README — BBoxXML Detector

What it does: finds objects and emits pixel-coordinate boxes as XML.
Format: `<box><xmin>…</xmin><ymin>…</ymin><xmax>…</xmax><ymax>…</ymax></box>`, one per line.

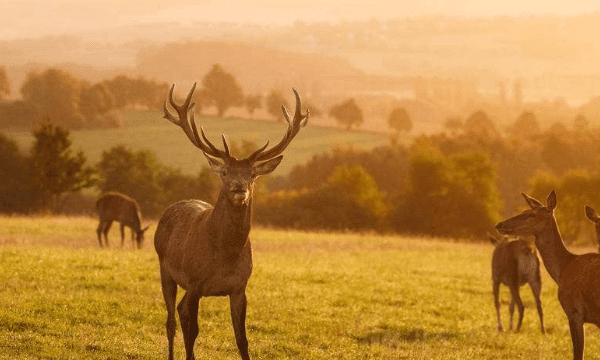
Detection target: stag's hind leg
<box><xmin>159</xmin><ymin>267</ymin><xmax>178</xmax><ymax>360</ymax></box>
<box><xmin>568</xmin><ymin>317</ymin><xmax>585</xmax><ymax>360</ymax></box>
<box><xmin>230</xmin><ymin>290</ymin><xmax>250</xmax><ymax>360</ymax></box>
<box><xmin>178</xmin><ymin>291</ymin><xmax>201</xmax><ymax>360</ymax></box>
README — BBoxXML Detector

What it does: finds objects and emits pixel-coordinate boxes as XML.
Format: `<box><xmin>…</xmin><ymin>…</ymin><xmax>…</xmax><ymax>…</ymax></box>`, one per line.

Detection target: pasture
<box><xmin>5</xmin><ymin>110</ymin><xmax>392</xmax><ymax>176</ymax></box>
<box><xmin>1</xmin><ymin>216</ymin><xmax>599</xmax><ymax>359</ymax></box>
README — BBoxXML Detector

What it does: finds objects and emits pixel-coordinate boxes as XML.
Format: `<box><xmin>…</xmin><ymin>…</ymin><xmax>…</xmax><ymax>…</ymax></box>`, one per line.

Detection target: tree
<box><xmin>30</xmin><ymin>123</ymin><xmax>95</xmax><ymax>210</ymax></box>
<box><xmin>0</xmin><ymin>66</ymin><xmax>10</xmax><ymax>100</ymax></box>
<box><xmin>464</xmin><ymin>110</ymin><xmax>499</xmax><ymax>140</ymax></box>
<box><xmin>573</xmin><ymin>114</ymin><xmax>589</xmax><ymax>132</ymax></box>
<box><xmin>387</xmin><ymin>107</ymin><xmax>412</xmax><ymax>135</ymax></box>
<box><xmin>200</xmin><ymin>64</ymin><xmax>244</xmax><ymax>117</ymax></box>
<box><xmin>265</xmin><ymin>90</ymin><xmax>289</xmax><ymax>121</ymax></box>
<box><xmin>244</xmin><ymin>94</ymin><xmax>262</xmax><ymax>118</ymax></box>
<box><xmin>507</xmin><ymin>111</ymin><xmax>540</xmax><ymax>140</ymax></box>
<box><xmin>0</xmin><ymin>132</ymin><xmax>37</xmax><ymax>212</ymax></box>
<box><xmin>79</xmin><ymin>83</ymin><xmax>116</xmax><ymax>125</ymax></box>
<box><xmin>329</xmin><ymin>98</ymin><xmax>363</xmax><ymax>130</ymax></box>
<box><xmin>444</xmin><ymin>117</ymin><xmax>463</xmax><ymax>136</ymax></box>
<box><xmin>21</xmin><ymin>68</ymin><xmax>85</xmax><ymax>129</ymax></box>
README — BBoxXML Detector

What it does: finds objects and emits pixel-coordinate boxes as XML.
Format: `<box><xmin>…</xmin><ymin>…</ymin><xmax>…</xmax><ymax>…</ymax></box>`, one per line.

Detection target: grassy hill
<box><xmin>1</xmin><ymin>215</ymin><xmax>599</xmax><ymax>359</ymax></box>
<box><xmin>6</xmin><ymin>110</ymin><xmax>391</xmax><ymax>176</ymax></box>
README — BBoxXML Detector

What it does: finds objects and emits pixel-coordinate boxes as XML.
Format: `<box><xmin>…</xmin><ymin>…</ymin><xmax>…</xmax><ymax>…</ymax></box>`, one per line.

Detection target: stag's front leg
<box><xmin>568</xmin><ymin>317</ymin><xmax>585</xmax><ymax>360</ymax></box>
<box><xmin>178</xmin><ymin>292</ymin><xmax>201</xmax><ymax>360</ymax></box>
<box><xmin>230</xmin><ymin>290</ymin><xmax>250</xmax><ymax>360</ymax></box>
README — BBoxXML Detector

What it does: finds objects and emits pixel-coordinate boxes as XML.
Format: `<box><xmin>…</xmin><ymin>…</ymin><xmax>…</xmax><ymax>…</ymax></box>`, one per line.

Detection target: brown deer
<box><xmin>584</xmin><ymin>206</ymin><xmax>600</xmax><ymax>252</ymax></box>
<box><xmin>489</xmin><ymin>232</ymin><xmax>544</xmax><ymax>333</ymax></box>
<box><xmin>154</xmin><ymin>84</ymin><xmax>308</xmax><ymax>360</ymax></box>
<box><xmin>496</xmin><ymin>191</ymin><xmax>600</xmax><ymax>360</ymax></box>
<box><xmin>96</xmin><ymin>191</ymin><xmax>149</xmax><ymax>249</ymax></box>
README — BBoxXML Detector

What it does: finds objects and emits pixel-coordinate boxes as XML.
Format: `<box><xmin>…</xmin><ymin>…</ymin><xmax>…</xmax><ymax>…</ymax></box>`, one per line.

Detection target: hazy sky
<box><xmin>2</xmin><ymin>0</ymin><xmax>600</xmax><ymax>39</ymax></box>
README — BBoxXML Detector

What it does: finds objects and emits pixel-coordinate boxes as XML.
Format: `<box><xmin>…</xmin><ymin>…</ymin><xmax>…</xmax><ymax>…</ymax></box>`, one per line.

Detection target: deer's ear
<box><xmin>546</xmin><ymin>190</ymin><xmax>557</xmax><ymax>210</ymax></box>
<box><xmin>253</xmin><ymin>155</ymin><xmax>283</xmax><ymax>177</ymax></box>
<box><xmin>586</xmin><ymin>206</ymin><xmax>599</xmax><ymax>221</ymax></box>
<box><xmin>522</xmin><ymin>193</ymin><xmax>543</xmax><ymax>209</ymax></box>
<box><xmin>204</xmin><ymin>153</ymin><xmax>226</xmax><ymax>175</ymax></box>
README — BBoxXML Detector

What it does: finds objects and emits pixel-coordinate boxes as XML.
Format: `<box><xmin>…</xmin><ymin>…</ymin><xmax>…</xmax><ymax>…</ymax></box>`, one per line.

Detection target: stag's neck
<box><xmin>207</xmin><ymin>191</ymin><xmax>253</xmax><ymax>253</ymax></box>
<box><xmin>534</xmin><ymin>217</ymin><xmax>576</xmax><ymax>284</ymax></box>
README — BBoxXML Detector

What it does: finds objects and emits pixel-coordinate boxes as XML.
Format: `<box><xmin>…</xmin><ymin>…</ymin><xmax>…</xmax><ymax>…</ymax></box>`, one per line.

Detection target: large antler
<box><xmin>163</xmin><ymin>84</ymin><xmax>232</xmax><ymax>160</ymax></box>
<box><xmin>248</xmin><ymin>88</ymin><xmax>309</xmax><ymax>163</ymax></box>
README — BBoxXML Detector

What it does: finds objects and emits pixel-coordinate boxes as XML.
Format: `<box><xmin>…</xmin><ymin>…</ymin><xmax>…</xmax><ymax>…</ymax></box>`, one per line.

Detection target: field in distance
<box><xmin>5</xmin><ymin>110</ymin><xmax>392</xmax><ymax>176</ymax></box>
<box><xmin>1</xmin><ymin>215</ymin><xmax>599</xmax><ymax>359</ymax></box>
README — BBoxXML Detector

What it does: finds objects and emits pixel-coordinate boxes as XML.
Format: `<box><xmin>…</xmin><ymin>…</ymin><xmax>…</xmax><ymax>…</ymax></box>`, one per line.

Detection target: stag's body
<box><xmin>96</xmin><ymin>192</ymin><xmax>148</xmax><ymax>248</ymax></box>
<box><xmin>156</xmin><ymin>84</ymin><xmax>307</xmax><ymax>360</ymax></box>
<box><xmin>490</xmin><ymin>234</ymin><xmax>544</xmax><ymax>333</ymax></box>
<box><xmin>496</xmin><ymin>191</ymin><xmax>600</xmax><ymax>360</ymax></box>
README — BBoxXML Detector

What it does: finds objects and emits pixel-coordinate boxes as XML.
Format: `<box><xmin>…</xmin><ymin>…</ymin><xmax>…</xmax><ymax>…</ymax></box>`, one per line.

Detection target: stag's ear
<box><xmin>253</xmin><ymin>155</ymin><xmax>283</xmax><ymax>177</ymax></box>
<box><xmin>586</xmin><ymin>206</ymin><xmax>599</xmax><ymax>221</ymax></box>
<box><xmin>546</xmin><ymin>190</ymin><xmax>557</xmax><ymax>210</ymax></box>
<box><xmin>204</xmin><ymin>153</ymin><xmax>226</xmax><ymax>176</ymax></box>
<box><xmin>522</xmin><ymin>193</ymin><xmax>543</xmax><ymax>209</ymax></box>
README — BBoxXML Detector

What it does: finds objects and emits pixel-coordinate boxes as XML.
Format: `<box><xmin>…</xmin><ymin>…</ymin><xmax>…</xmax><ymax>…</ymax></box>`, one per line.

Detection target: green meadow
<box><xmin>6</xmin><ymin>110</ymin><xmax>391</xmax><ymax>176</ymax></box>
<box><xmin>1</xmin><ymin>216</ymin><xmax>599</xmax><ymax>359</ymax></box>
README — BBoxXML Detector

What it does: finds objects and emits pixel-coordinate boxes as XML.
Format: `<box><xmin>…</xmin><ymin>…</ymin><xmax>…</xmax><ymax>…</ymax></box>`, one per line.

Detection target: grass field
<box><xmin>6</xmin><ymin>110</ymin><xmax>392</xmax><ymax>176</ymax></box>
<box><xmin>1</xmin><ymin>215</ymin><xmax>599</xmax><ymax>359</ymax></box>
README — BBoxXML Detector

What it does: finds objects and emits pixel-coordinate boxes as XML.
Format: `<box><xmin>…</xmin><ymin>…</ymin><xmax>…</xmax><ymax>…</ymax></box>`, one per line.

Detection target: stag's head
<box><xmin>164</xmin><ymin>84</ymin><xmax>308</xmax><ymax>207</ymax></box>
<box><xmin>495</xmin><ymin>190</ymin><xmax>557</xmax><ymax>237</ymax></box>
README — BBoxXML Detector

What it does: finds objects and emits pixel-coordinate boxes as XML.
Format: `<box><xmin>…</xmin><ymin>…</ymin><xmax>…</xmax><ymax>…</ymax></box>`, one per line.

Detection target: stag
<box><xmin>155</xmin><ymin>84</ymin><xmax>308</xmax><ymax>360</ymax></box>
<box><xmin>489</xmin><ymin>232</ymin><xmax>544</xmax><ymax>333</ymax></box>
<box><xmin>496</xmin><ymin>191</ymin><xmax>600</xmax><ymax>360</ymax></box>
<box><xmin>96</xmin><ymin>191</ymin><xmax>149</xmax><ymax>249</ymax></box>
<box><xmin>584</xmin><ymin>206</ymin><xmax>600</xmax><ymax>252</ymax></box>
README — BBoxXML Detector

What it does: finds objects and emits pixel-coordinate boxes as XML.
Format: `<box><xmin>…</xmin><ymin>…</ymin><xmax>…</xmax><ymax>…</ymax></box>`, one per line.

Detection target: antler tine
<box><xmin>164</xmin><ymin>83</ymin><xmax>230</xmax><ymax>160</ymax></box>
<box><xmin>251</xmin><ymin>88</ymin><xmax>309</xmax><ymax>162</ymax></box>
<box><xmin>198</xmin><ymin>126</ymin><xmax>231</xmax><ymax>160</ymax></box>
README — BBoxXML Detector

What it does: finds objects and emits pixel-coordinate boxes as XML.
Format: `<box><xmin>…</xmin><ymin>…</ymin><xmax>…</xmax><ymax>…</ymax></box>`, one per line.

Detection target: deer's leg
<box><xmin>568</xmin><ymin>317</ymin><xmax>585</xmax><ymax>360</ymax></box>
<box><xmin>103</xmin><ymin>221</ymin><xmax>112</xmax><ymax>248</ymax></box>
<box><xmin>96</xmin><ymin>221</ymin><xmax>104</xmax><ymax>247</ymax></box>
<box><xmin>230</xmin><ymin>290</ymin><xmax>250</xmax><ymax>360</ymax></box>
<box><xmin>493</xmin><ymin>280</ymin><xmax>503</xmax><ymax>332</ymax></box>
<box><xmin>508</xmin><ymin>284</ymin><xmax>524</xmax><ymax>332</ymax></box>
<box><xmin>178</xmin><ymin>291</ymin><xmax>200</xmax><ymax>360</ymax></box>
<box><xmin>119</xmin><ymin>223</ymin><xmax>125</xmax><ymax>248</ymax></box>
<box><xmin>160</xmin><ymin>267</ymin><xmax>178</xmax><ymax>360</ymax></box>
<box><xmin>529</xmin><ymin>280</ymin><xmax>545</xmax><ymax>334</ymax></box>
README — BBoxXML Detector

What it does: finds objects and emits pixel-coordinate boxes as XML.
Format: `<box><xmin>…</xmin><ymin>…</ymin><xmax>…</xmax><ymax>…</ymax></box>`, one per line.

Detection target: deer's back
<box><xmin>492</xmin><ymin>240</ymin><xmax>539</xmax><ymax>286</ymax></box>
<box><xmin>97</xmin><ymin>192</ymin><xmax>141</xmax><ymax>225</ymax></box>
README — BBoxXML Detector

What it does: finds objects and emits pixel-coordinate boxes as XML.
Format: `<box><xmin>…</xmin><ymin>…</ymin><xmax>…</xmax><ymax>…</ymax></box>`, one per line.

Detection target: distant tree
<box><xmin>573</xmin><ymin>114</ymin><xmax>589</xmax><ymax>132</ymax></box>
<box><xmin>304</xmin><ymin>100</ymin><xmax>322</xmax><ymax>118</ymax></box>
<box><xmin>265</xmin><ymin>90</ymin><xmax>289</xmax><ymax>121</ymax></box>
<box><xmin>444</xmin><ymin>117</ymin><xmax>463</xmax><ymax>136</ymax></box>
<box><xmin>0</xmin><ymin>132</ymin><xmax>37</xmax><ymax>212</ymax></box>
<box><xmin>244</xmin><ymin>94</ymin><xmax>262</xmax><ymax>118</ymax></box>
<box><xmin>96</xmin><ymin>144</ymin><xmax>162</xmax><ymax>216</ymax></box>
<box><xmin>0</xmin><ymin>100</ymin><xmax>40</xmax><ymax>128</ymax></box>
<box><xmin>546</xmin><ymin>121</ymin><xmax>568</xmax><ymax>136</ymax></box>
<box><xmin>387</xmin><ymin>107</ymin><xmax>412</xmax><ymax>135</ymax></box>
<box><xmin>0</xmin><ymin>66</ymin><xmax>10</xmax><ymax>100</ymax></box>
<box><xmin>103</xmin><ymin>75</ymin><xmax>132</xmax><ymax>109</ymax></box>
<box><xmin>541</xmin><ymin>135</ymin><xmax>575</xmax><ymax>176</ymax></box>
<box><xmin>464</xmin><ymin>110</ymin><xmax>499</xmax><ymax>140</ymax></box>
<box><xmin>507</xmin><ymin>111</ymin><xmax>540</xmax><ymax>139</ymax></box>
<box><xmin>329</xmin><ymin>98</ymin><xmax>363</xmax><ymax>130</ymax></box>
<box><xmin>30</xmin><ymin>123</ymin><xmax>96</xmax><ymax>210</ymax></box>
<box><xmin>79</xmin><ymin>83</ymin><xmax>116</xmax><ymax>124</ymax></box>
<box><xmin>200</xmin><ymin>64</ymin><xmax>244</xmax><ymax>117</ymax></box>
<box><xmin>21</xmin><ymin>68</ymin><xmax>85</xmax><ymax>129</ymax></box>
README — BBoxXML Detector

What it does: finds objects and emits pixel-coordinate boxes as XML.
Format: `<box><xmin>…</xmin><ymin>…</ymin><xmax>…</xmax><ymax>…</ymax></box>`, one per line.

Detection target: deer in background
<box><xmin>496</xmin><ymin>191</ymin><xmax>600</xmax><ymax>360</ymax></box>
<box><xmin>96</xmin><ymin>191</ymin><xmax>149</xmax><ymax>249</ymax></box>
<box><xmin>489</xmin><ymin>232</ymin><xmax>544</xmax><ymax>333</ymax></box>
<box><xmin>155</xmin><ymin>84</ymin><xmax>308</xmax><ymax>360</ymax></box>
<box><xmin>584</xmin><ymin>206</ymin><xmax>600</xmax><ymax>252</ymax></box>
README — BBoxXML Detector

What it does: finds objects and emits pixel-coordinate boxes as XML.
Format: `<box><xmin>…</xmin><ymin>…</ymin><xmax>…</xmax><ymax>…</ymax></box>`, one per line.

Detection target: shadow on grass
<box><xmin>351</xmin><ymin>324</ymin><xmax>459</xmax><ymax>347</ymax></box>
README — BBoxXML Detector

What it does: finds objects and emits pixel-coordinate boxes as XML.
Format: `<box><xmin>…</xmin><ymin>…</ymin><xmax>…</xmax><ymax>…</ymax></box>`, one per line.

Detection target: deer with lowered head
<box><xmin>489</xmin><ymin>232</ymin><xmax>544</xmax><ymax>333</ymax></box>
<box><xmin>496</xmin><ymin>191</ymin><xmax>600</xmax><ymax>360</ymax></box>
<box><xmin>584</xmin><ymin>205</ymin><xmax>600</xmax><ymax>252</ymax></box>
<box><xmin>96</xmin><ymin>191</ymin><xmax>149</xmax><ymax>249</ymax></box>
<box><xmin>154</xmin><ymin>84</ymin><xmax>308</xmax><ymax>360</ymax></box>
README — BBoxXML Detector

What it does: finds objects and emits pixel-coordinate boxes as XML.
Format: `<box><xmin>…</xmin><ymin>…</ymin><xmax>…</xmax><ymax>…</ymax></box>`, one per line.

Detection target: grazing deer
<box><xmin>496</xmin><ymin>191</ymin><xmax>600</xmax><ymax>360</ymax></box>
<box><xmin>96</xmin><ymin>192</ymin><xmax>149</xmax><ymax>249</ymax></box>
<box><xmin>155</xmin><ymin>84</ymin><xmax>308</xmax><ymax>360</ymax></box>
<box><xmin>489</xmin><ymin>232</ymin><xmax>544</xmax><ymax>333</ymax></box>
<box><xmin>584</xmin><ymin>206</ymin><xmax>600</xmax><ymax>252</ymax></box>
